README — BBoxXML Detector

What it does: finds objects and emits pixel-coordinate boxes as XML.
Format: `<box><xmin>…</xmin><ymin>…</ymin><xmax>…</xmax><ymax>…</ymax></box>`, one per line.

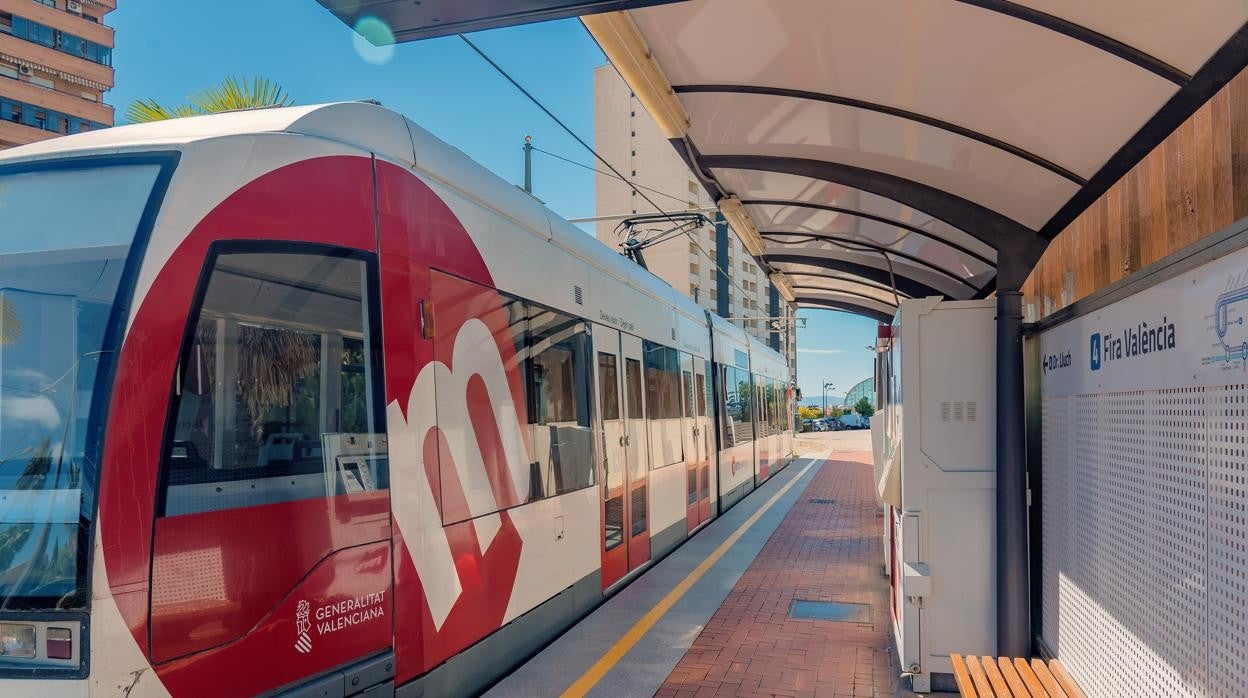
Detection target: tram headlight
<box><xmin>0</xmin><ymin>623</ymin><xmax>36</xmax><ymax>658</ymax></box>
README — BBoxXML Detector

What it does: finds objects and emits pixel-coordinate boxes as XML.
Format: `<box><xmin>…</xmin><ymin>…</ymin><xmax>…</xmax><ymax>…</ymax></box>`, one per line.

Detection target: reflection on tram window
<box><xmin>643</xmin><ymin>340</ymin><xmax>683</xmax><ymax>468</ymax></box>
<box><xmin>528</xmin><ymin>306</ymin><xmax>593</xmax><ymax>498</ymax></box>
<box><xmin>599</xmin><ymin>351</ymin><xmax>624</xmax><ymax>551</ymax></box>
<box><xmin>0</xmin><ymin>162</ymin><xmax>163</xmax><ymax>609</ymax></box>
<box><xmin>161</xmin><ymin>250</ymin><xmax>387</xmax><ymax>516</ymax></box>
<box><xmin>720</xmin><ymin>366</ymin><xmax>754</xmax><ymax>447</ymax></box>
<box><xmin>429</xmin><ymin>271</ymin><xmax>597</xmax><ymax>524</ymax></box>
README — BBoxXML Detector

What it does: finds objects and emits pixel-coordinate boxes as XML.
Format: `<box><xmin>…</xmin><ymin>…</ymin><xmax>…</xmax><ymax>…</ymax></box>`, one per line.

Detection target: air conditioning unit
<box><xmin>67</xmin><ymin>1</ymin><xmax>83</xmax><ymax>14</ymax></box>
<box><xmin>18</xmin><ymin>65</ymin><xmax>32</xmax><ymax>77</ymax></box>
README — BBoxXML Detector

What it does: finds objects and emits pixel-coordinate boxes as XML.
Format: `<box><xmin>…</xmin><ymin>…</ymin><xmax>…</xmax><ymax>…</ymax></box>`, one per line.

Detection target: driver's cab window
<box><xmin>161</xmin><ymin>248</ymin><xmax>387</xmax><ymax>516</ymax></box>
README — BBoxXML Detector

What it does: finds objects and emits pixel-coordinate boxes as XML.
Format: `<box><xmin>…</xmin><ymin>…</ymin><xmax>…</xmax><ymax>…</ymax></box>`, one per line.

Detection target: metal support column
<box><xmin>768</xmin><ymin>284</ymin><xmax>781</xmax><ymax>351</ymax></box>
<box><xmin>996</xmin><ymin>258</ymin><xmax>1029</xmax><ymax>657</ymax></box>
<box><xmin>715</xmin><ymin>213</ymin><xmax>730</xmax><ymax>318</ymax></box>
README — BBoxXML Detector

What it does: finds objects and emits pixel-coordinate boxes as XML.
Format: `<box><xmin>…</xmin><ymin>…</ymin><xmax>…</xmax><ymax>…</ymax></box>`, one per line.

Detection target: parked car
<box><xmin>839</xmin><ymin>413</ymin><xmax>870</xmax><ymax>429</ymax></box>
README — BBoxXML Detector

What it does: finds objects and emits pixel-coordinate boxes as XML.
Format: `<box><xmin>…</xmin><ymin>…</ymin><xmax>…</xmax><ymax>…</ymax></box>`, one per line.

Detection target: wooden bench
<box><xmin>949</xmin><ymin>654</ymin><xmax>1086</xmax><ymax>698</ymax></box>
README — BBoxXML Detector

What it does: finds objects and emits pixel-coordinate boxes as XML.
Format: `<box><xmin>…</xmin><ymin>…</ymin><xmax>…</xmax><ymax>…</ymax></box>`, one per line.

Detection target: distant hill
<box><xmin>802</xmin><ymin>397</ymin><xmax>844</xmax><ymax>407</ymax></box>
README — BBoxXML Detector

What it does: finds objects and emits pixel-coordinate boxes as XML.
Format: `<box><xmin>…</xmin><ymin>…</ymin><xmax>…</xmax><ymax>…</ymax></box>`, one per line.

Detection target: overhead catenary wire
<box><xmin>457</xmin><ymin>33</ymin><xmax>760</xmax><ymax>310</ymax></box>
<box><xmin>529</xmin><ymin>145</ymin><xmax>690</xmax><ymax>207</ymax></box>
<box><xmin>458</xmin><ymin>34</ymin><xmax>677</xmax><ymax>224</ymax></box>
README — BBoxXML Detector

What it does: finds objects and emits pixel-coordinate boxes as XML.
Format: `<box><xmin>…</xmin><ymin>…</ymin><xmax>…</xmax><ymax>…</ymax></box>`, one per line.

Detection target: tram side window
<box><xmin>721</xmin><ymin>365</ymin><xmax>751</xmax><ymax>446</ymax></box>
<box><xmin>718</xmin><ymin>367</ymin><xmax>733</xmax><ymax>446</ymax></box>
<box><xmin>682</xmin><ymin>368</ymin><xmax>695</xmax><ymax>419</ymax></box>
<box><xmin>758</xmin><ymin>382</ymin><xmax>770</xmax><ymax>438</ymax></box>
<box><xmin>775</xmin><ymin>381</ymin><xmax>786</xmax><ymax>433</ymax></box>
<box><xmin>776</xmin><ymin>381</ymin><xmax>783</xmax><ymax>432</ymax></box>
<box><xmin>161</xmin><ymin>250</ymin><xmax>386</xmax><ymax>517</ymax></box>
<box><xmin>697</xmin><ymin>363</ymin><xmax>709</xmax><ymax>418</ymax></box>
<box><xmin>643</xmin><ymin>342</ymin><xmax>681</xmax><ymax>419</ymax></box>
<box><xmin>528</xmin><ymin>306</ymin><xmax>594</xmax><ymax>497</ymax></box>
<box><xmin>643</xmin><ymin>340</ymin><xmax>683</xmax><ymax>467</ymax></box>
<box><xmin>763</xmin><ymin>379</ymin><xmax>773</xmax><ymax>434</ymax></box>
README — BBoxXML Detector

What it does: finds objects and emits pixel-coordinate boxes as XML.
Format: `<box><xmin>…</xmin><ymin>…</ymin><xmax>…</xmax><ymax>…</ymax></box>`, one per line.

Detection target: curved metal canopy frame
<box><xmin>778</xmin><ymin>269</ymin><xmax>911</xmax><ymax>298</ymax></box>
<box><xmin>793</xmin><ymin>297</ymin><xmax>894</xmax><ymax>324</ymax></box>
<box><xmin>796</xmin><ymin>287</ymin><xmax>899</xmax><ymax>311</ymax></box>
<box><xmin>702</xmin><ymin>156</ymin><xmax>1050</xmax><ymax>268</ymax></box>
<box><xmin>784</xmin><ymin>281</ymin><xmax>900</xmax><ymax>308</ymax></box>
<box><xmin>765</xmin><ymin>246</ymin><xmax>975</xmax><ymax>298</ymax></box>
<box><xmin>675</xmin><ymin>85</ymin><xmax>1084</xmax><ymax>184</ymax></box>
<box><xmin>763</xmin><ymin>253</ymin><xmax>946</xmax><ymax>299</ymax></box>
<box><xmin>760</xmin><ymin>231</ymin><xmax>981</xmax><ymax>292</ymax></box>
<box><xmin>743</xmin><ymin>200</ymin><xmax>996</xmax><ymax>266</ymax></box>
<box><xmin>953</xmin><ymin>0</ymin><xmax>1189</xmax><ymax>84</ymax></box>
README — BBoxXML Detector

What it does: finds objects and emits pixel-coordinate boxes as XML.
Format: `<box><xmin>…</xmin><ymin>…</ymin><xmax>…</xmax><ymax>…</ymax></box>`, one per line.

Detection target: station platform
<box><xmin>489</xmin><ymin>433</ymin><xmax>925</xmax><ymax>698</ymax></box>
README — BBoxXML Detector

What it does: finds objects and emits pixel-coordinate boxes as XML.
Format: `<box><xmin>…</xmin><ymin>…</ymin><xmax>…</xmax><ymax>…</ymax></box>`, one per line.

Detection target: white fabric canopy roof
<box><xmin>586</xmin><ymin>0</ymin><xmax>1248</xmax><ymax>317</ymax></box>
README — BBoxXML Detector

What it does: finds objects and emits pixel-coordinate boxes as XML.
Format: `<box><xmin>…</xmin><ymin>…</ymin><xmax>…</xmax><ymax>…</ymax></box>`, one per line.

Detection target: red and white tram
<box><xmin>0</xmin><ymin>102</ymin><xmax>794</xmax><ymax>697</ymax></box>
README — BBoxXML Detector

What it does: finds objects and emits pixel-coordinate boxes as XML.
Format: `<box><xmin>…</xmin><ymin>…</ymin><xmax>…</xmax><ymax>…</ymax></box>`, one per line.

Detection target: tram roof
<box><xmin>0</xmin><ymin>102</ymin><xmax>417</xmax><ymax>167</ymax></box>
<box><xmin>315</xmin><ymin>0</ymin><xmax>1248</xmax><ymax>321</ymax></box>
<box><xmin>0</xmin><ymin>102</ymin><xmax>793</xmax><ymax>372</ymax></box>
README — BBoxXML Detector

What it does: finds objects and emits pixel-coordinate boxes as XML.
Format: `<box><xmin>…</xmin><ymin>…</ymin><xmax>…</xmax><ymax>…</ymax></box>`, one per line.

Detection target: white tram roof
<box><xmin>0</xmin><ymin>102</ymin><xmax>417</xmax><ymax>167</ymax></box>
<box><xmin>0</xmin><ymin>101</ymin><xmax>790</xmax><ymax>376</ymax></box>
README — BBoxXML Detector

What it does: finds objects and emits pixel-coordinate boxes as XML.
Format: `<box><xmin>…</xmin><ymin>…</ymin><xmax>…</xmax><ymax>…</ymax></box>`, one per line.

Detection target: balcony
<box><xmin>0</xmin><ymin>71</ymin><xmax>111</xmax><ymax>124</ymax></box>
<box><xmin>0</xmin><ymin>116</ymin><xmax>55</xmax><ymax>147</ymax></box>
<box><xmin>0</xmin><ymin>32</ymin><xmax>112</xmax><ymax>88</ymax></box>
<box><xmin>0</xmin><ymin>0</ymin><xmax>114</xmax><ymax>47</ymax></box>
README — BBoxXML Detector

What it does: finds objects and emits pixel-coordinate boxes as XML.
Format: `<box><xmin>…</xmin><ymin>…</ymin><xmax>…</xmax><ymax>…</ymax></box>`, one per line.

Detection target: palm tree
<box><xmin>193</xmin><ymin>320</ymin><xmax>320</xmax><ymax>439</ymax></box>
<box><xmin>0</xmin><ymin>297</ymin><xmax>20</xmax><ymax>346</ymax></box>
<box><xmin>125</xmin><ymin>76</ymin><xmax>292</xmax><ymax>124</ymax></box>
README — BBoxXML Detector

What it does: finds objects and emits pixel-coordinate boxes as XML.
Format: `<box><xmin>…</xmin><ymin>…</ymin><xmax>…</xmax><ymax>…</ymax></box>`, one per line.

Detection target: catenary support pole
<box><xmin>523</xmin><ymin>135</ymin><xmax>533</xmax><ymax>193</ymax></box>
<box><xmin>996</xmin><ymin>257</ymin><xmax>1030</xmax><ymax>657</ymax></box>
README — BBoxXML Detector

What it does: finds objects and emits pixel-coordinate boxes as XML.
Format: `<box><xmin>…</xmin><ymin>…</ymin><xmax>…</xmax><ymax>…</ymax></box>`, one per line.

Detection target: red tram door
<box><xmin>695</xmin><ymin>359</ymin><xmax>713</xmax><ymax>523</ymax></box>
<box><xmin>147</xmin><ymin>243</ymin><xmax>393</xmax><ymax>688</ymax></box>
<box><xmin>683</xmin><ymin>355</ymin><xmax>712</xmax><ymax>532</ymax></box>
<box><xmin>596</xmin><ymin>325</ymin><xmax>650</xmax><ymax>588</ymax></box>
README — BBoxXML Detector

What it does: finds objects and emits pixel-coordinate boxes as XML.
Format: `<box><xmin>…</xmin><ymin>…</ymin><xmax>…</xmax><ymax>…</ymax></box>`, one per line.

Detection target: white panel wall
<box><xmin>1037</xmin><ymin>240</ymin><xmax>1248</xmax><ymax>697</ymax></box>
<box><xmin>1040</xmin><ymin>391</ymin><xmax>1208</xmax><ymax>696</ymax></box>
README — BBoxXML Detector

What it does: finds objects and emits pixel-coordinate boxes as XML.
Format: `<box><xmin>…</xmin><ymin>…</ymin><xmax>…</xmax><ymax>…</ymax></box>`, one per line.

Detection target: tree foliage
<box><xmin>798</xmin><ymin>406</ymin><xmax>822</xmax><ymax>420</ymax></box>
<box><xmin>0</xmin><ymin>297</ymin><xmax>20</xmax><ymax>346</ymax></box>
<box><xmin>126</xmin><ymin>77</ymin><xmax>292</xmax><ymax>124</ymax></box>
<box><xmin>854</xmin><ymin>396</ymin><xmax>875</xmax><ymax>418</ymax></box>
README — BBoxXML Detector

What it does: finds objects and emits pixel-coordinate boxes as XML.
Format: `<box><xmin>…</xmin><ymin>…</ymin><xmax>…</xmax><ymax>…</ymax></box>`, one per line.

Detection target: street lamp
<box><xmin>822</xmin><ymin>381</ymin><xmax>835</xmax><ymax>417</ymax></box>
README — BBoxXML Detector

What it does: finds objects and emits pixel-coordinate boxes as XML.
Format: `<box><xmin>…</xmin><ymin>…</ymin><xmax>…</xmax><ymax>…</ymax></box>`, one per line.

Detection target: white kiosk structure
<box><xmin>874</xmin><ymin>297</ymin><xmax>998</xmax><ymax>692</ymax></box>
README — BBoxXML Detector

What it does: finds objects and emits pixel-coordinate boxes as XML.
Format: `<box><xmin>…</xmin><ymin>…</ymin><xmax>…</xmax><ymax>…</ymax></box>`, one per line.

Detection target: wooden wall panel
<box><xmin>1024</xmin><ymin>66</ymin><xmax>1248</xmax><ymax>319</ymax></box>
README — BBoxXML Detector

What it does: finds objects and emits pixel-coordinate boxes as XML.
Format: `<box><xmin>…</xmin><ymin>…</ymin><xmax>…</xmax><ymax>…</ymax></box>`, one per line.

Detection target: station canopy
<box><xmin>318</xmin><ymin>0</ymin><xmax>1248</xmax><ymax>323</ymax></box>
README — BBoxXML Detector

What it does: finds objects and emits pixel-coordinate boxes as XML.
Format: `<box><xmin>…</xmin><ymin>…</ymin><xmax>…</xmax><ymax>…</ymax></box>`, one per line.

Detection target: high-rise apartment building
<box><xmin>0</xmin><ymin>0</ymin><xmax>114</xmax><ymax>150</ymax></box>
<box><xmin>593</xmin><ymin>65</ymin><xmax>796</xmax><ymax>378</ymax></box>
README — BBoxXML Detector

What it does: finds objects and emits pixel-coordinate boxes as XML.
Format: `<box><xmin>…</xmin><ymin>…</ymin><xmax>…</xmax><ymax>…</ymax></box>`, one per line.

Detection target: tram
<box><xmin>0</xmin><ymin>102</ymin><xmax>794</xmax><ymax>697</ymax></box>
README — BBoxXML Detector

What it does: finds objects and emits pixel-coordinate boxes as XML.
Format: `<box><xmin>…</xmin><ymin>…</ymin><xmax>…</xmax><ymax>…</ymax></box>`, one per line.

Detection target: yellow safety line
<box><xmin>561</xmin><ymin>460</ymin><xmax>818</xmax><ymax>698</ymax></box>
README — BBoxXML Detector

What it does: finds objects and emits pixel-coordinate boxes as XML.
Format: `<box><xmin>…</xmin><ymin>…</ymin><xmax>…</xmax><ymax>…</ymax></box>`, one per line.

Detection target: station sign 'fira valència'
<box><xmin>1039</xmin><ymin>246</ymin><xmax>1248</xmax><ymax>398</ymax></box>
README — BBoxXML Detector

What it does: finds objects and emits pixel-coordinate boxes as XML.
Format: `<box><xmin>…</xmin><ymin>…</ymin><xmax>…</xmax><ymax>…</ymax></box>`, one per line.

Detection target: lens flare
<box><xmin>353</xmin><ymin>16</ymin><xmax>396</xmax><ymax>65</ymax></box>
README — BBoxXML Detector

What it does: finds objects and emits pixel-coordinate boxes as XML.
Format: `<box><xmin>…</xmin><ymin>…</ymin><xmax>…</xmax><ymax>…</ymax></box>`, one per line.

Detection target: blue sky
<box><xmin>107</xmin><ymin>2</ymin><xmax>876</xmax><ymax>402</ymax></box>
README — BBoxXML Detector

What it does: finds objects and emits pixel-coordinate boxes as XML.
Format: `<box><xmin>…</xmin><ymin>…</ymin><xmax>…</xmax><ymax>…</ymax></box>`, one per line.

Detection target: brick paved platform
<box><xmin>656</xmin><ymin>452</ymin><xmax>913</xmax><ymax>698</ymax></box>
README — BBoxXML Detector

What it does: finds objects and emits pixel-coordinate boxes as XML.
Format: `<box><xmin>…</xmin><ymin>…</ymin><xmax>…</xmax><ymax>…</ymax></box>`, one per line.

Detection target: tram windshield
<box><xmin>0</xmin><ymin>162</ymin><xmax>162</xmax><ymax>609</ymax></box>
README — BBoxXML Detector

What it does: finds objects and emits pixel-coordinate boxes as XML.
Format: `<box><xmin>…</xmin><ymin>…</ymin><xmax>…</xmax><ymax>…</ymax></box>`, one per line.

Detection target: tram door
<box><xmin>684</xmin><ymin>355</ymin><xmax>713</xmax><ymax>532</ymax></box>
<box><xmin>695</xmin><ymin>359</ymin><xmax>713</xmax><ymax>523</ymax></box>
<box><xmin>149</xmin><ymin>246</ymin><xmax>393</xmax><ymax>670</ymax></box>
<box><xmin>596</xmin><ymin>326</ymin><xmax>650</xmax><ymax>588</ymax></box>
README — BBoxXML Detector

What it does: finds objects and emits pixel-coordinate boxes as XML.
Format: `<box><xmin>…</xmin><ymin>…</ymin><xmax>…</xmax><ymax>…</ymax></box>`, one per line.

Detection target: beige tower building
<box><xmin>0</xmin><ymin>0</ymin><xmax>114</xmax><ymax>149</ymax></box>
<box><xmin>593</xmin><ymin>64</ymin><xmax>796</xmax><ymax>377</ymax></box>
